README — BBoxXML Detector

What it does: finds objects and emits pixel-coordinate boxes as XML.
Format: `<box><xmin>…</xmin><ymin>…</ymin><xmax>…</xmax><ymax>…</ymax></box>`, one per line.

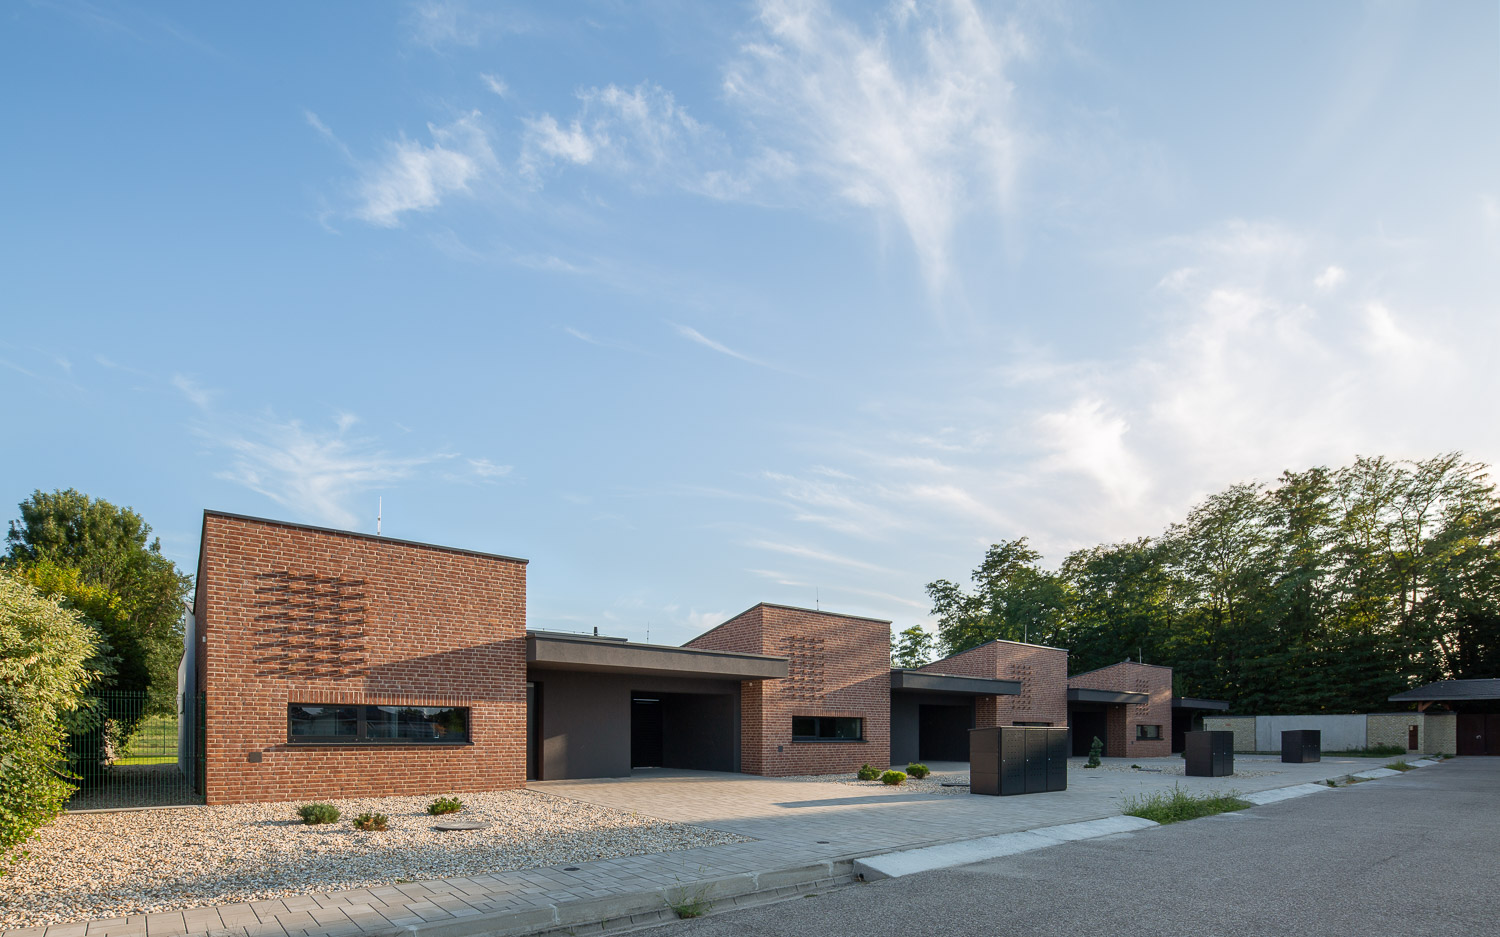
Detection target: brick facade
<box><xmin>1068</xmin><ymin>661</ymin><xmax>1172</xmax><ymax>758</ymax></box>
<box><xmin>918</xmin><ymin>641</ymin><xmax>1070</xmax><ymax>728</ymax></box>
<box><xmin>194</xmin><ymin>512</ymin><xmax>528</xmax><ymax>804</ymax></box>
<box><xmin>686</xmin><ymin>604</ymin><xmax>891</xmax><ymax>776</ymax></box>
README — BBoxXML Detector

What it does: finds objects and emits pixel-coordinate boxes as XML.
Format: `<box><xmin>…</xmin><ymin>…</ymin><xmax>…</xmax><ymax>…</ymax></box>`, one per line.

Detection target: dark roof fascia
<box><xmin>891</xmin><ymin>669</ymin><xmax>1021</xmax><ymax>696</ymax></box>
<box><xmin>203</xmin><ymin>509</ymin><xmax>528</xmax><ymax>565</ymax></box>
<box><xmin>1172</xmin><ymin>697</ymin><xmax>1231</xmax><ymax>711</ymax></box>
<box><xmin>1389</xmin><ymin>679</ymin><xmax>1500</xmax><ymax>702</ymax></box>
<box><xmin>526</xmin><ymin>632</ymin><xmax>789</xmax><ymax>680</ymax></box>
<box><xmin>1068</xmin><ymin>688</ymin><xmax>1150</xmax><ymax>705</ymax></box>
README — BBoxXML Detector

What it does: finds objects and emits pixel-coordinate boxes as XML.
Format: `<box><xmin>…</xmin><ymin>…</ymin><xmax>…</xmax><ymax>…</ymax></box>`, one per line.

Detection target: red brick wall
<box><xmin>687</xmin><ymin>604</ymin><xmax>890</xmax><ymax>776</ymax></box>
<box><xmin>197</xmin><ymin>512</ymin><xmax>528</xmax><ymax>804</ymax></box>
<box><xmin>1067</xmin><ymin>661</ymin><xmax>1172</xmax><ymax>758</ymax></box>
<box><xmin>920</xmin><ymin>641</ymin><xmax>1070</xmax><ymax>728</ymax></box>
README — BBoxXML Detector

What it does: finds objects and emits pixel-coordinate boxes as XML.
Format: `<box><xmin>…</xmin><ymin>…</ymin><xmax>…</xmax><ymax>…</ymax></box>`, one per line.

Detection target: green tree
<box><xmin>1060</xmin><ymin>538</ymin><xmax>1178</xmax><ymax>675</ymax></box>
<box><xmin>5</xmin><ymin>490</ymin><xmax>190</xmax><ymax>712</ymax></box>
<box><xmin>891</xmin><ymin>625</ymin><xmax>935</xmax><ymax>668</ymax></box>
<box><xmin>0</xmin><ymin>570</ymin><xmax>105</xmax><ymax>865</ymax></box>
<box><xmin>926</xmin><ymin>539</ymin><xmax>1071</xmax><ymax>654</ymax></box>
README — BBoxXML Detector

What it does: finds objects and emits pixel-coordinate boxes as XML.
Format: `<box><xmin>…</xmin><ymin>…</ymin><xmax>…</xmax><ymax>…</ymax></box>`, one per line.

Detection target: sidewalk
<box><xmin>6</xmin><ymin>755</ymin><xmax>1422</xmax><ymax>937</ymax></box>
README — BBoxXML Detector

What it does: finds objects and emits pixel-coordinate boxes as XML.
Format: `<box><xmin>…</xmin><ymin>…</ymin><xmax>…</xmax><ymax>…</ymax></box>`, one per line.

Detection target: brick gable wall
<box><xmin>687</xmin><ymin>605</ymin><xmax>890</xmax><ymax>776</ymax></box>
<box><xmin>919</xmin><ymin>641</ymin><xmax>1069</xmax><ymax>727</ymax></box>
<box><xmin>1067</xmin><ymin>661</ymin><xmax>1172</xmax><ymax>758</ymax></box>
<box><xmin>197</xmin><ymin>513</ymin><xmax>527</xmax><ymax>804</ymax></box>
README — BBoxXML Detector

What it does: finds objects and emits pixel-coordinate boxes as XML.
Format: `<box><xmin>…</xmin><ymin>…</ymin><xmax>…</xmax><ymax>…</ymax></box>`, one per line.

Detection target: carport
<box><xmin>1172</xmin><ymin>696</ymin><xmax>1231</xmax><ymax>753</ymax></box>
<box><xmin>889</xmin><ymin>669</ymin><xmax>1021</xmax><ymax>765</ymax></box>
<box><xmin>526</xmin><ymin>631</ymin><xmax>788</xmax><ymax>780</ymax></box>
<box><xmin>1067</xmin><ymin>687</ymin><xmax>1148</xmax><ymax>757</ymax></box>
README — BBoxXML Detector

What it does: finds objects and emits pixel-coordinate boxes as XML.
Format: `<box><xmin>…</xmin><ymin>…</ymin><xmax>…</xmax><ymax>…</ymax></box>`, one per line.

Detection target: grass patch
<box><xmin>1384</xmin><ymin>761</ymin><xmax>1415</xmax><ymax>772</ymax></box>
<box><xmin>115</xmin><ymin>714</ymin><xmax>179</xmax><ymax>765</ymax></box>
<box><xmin>1325</xmin><ymin>745</ymin><xmax>1406</xmax><ymax>758</ymax></box>
<box><xmin>1122</xmin><ymin>786</ymin><xmax>1251</xmax><ymax>824</ymax></box>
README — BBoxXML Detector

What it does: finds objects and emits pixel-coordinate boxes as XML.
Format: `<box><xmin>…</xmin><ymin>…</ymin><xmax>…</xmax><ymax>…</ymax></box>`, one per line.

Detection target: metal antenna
<box><xmin>816</xmin><ymin>587</ymin><xmax>820</xmax><ymax>611</ymax></box>
<box><xmin>377</xmin><ymin>497</ymin><xmax>382</xmax><ymax>536</ymax></box>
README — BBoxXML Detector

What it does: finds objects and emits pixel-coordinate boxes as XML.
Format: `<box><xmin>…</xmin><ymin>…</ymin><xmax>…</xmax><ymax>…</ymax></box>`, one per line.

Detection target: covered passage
<box><xmin>889</xmin><ymin>670</ymin><xmax>1021</xmax><ymax>765</ymax></box>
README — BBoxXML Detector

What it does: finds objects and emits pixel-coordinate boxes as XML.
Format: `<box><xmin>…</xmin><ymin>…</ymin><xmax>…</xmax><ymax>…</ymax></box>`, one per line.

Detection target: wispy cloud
<box><xmin>407</xmin><ymin>0</ymin><xmax>528</xmax><ymax>50</ymax></box>
<box><xmin>355</xmin><ymin>111</ymin><xmax>495</xmax><ymax>227</ymax></box>
<box><xmin>304</xmin><ymin>109</ymin><xmax>353</xmax><ymax>161</ymax></box>
<box><xmin>171</xmin><ymin>374</ymin><xmax>216</xmax><ymax>411</ymax></box>
<box><xmin>202</xmin><ymin>414</ymin><xmax>455</xmax><ymax>529</ymax></box>
<box><xmin>480</xmin><ymin>73</ymin><xmax>509</xmax><ymax>97</ymax></box>
<box><xmin>468</xmin><ymin>457</ymin><xmax>512</xmax><ymax>478</ymax></box>
<box><xmin>745</xmin><ymin>539</ymin><xmax>893</xmax><ymax>574</ymax></box>
<box><xmin>671</xmin><ymin>323</ymin><xmax>775</xmax><ymax>369</ymax></box>
<box><xmin>1313</xmin><ymin>265</ymin><xmax>1346</xmax><ymax>291</ymax></box>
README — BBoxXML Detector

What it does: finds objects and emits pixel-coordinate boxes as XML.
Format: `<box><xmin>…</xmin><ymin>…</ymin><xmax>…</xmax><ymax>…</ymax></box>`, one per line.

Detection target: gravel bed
<box><xmin>2</xmin><ymin>790</ymin><xmax>747</xmax><ymax>929</ymax></box>
<box><xmin>777</xmin><ymin>772</ymin><xmax>971</xmax><ymax>796</ymax></box>
<box><xmin>1075</xmin><ymin>762</ymin><xmax>1280</xmax><ymax>779</ymax></box>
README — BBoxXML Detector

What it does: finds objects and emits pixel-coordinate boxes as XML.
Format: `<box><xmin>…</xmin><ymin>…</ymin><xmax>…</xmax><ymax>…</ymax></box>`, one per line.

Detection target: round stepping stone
<box><xmin>433</xmin><ymin>820</ymin><xmax>489</xmax><ymax>832</ymax></box>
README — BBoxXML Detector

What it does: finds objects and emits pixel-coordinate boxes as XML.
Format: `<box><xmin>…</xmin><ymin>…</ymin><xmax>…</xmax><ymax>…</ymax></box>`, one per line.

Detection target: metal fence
<box><xmin>64</xmin><ymin>690</ymin><xmax>205</xmax><ymax>811</ymax></box>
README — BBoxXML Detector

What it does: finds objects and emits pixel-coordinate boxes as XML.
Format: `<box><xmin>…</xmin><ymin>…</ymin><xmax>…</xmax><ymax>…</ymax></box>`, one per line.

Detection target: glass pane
<box><xmin>792</xmin><ymin>717</ymin><xmax>816</xmax><ymax>738</ymax></box>
<box><xmin>365</xmin><ymin>705</ymin><xmax>468</xmax><ymax>742</ymax></box>
<box><xmin>288</xmin><ymin>705</ymin><xmax>358</xmax><ymax>738</ymax></box>
<box><xmin>832</xmin><ymin>718</ymin><xmax>862</xmax><ymax>739</ymax></box>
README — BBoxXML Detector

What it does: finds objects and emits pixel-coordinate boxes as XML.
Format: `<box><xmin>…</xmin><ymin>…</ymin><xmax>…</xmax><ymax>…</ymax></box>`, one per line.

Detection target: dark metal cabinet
<box><xmin>1281</xmin><ymin>729</ymin><xmax>1321</xmax><ymax>763</ymax></box>
<box><xmin>1184</xmin><ymin>730</ymin><xmax>1234</xmax><ymax>777</ymax></box>
<box><xmin>970</xmin><ymin>727</ymin><xmax>1068</xmax><ymax>796</ymax></box>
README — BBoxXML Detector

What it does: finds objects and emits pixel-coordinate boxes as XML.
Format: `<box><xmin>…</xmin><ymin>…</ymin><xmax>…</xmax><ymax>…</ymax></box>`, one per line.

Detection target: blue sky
<box><xmin>4</xmin><ymin>1</ymin><xmax>1497</xmax><ymax>644</ymax></box>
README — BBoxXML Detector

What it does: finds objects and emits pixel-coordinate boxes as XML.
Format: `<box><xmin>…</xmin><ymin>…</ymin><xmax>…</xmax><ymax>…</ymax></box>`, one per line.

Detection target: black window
<box><xmin>287</xmin><ymin>704</ymin><xmax>470</xmax><ymax>744</ymax></box>
<box><xmin>1136</xmin><ymin>724</ymin><xmax>1162</xmax><ymax>740</ymax></box>
<box><xmin>792</xmin><ymin>716</ymin><xmax>864</xmax><ymax>741</ymax></box>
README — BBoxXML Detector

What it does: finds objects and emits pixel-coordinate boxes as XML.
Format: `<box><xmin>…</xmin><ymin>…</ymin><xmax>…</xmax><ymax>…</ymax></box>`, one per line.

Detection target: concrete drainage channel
<box><xmin>369</xmin><ymin>760</ymin><xmax>1444</xmax><ymax>937</ymax></box>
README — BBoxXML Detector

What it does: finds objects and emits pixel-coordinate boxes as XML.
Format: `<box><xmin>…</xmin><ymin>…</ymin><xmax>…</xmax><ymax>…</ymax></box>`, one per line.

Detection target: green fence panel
<box><xmin>64</xmin><ymin>690</ymin><xmax>203</xmax><ymax>810</ymax></box>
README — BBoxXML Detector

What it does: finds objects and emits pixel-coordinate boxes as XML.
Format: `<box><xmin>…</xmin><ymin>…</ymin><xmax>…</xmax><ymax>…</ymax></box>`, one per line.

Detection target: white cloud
<box><xmin>521</xmin><ymin>114</ymin><xmax>597</xmax><ymax>168</ymax></box>
<box><xmin>745</xmin><ymin>539</ymin><xmax>893</xmax><ymax>574</ymax></box>
<box><xmin>202</xmin><ymin>414</ymin><xmax>454</xmax><ymax>528</ymax></box>
<box><xmin>1314</xmin><ymin>265</ymin><xmax>1347</xmax><ymax>291</ymax></box>
<box><xmin>408</xmin><ymin>1</ymin><xmax>526</xmax><ymax>49</ymax></box>
<box><xmin>480</xmin><ymin>73</ymin><xmax>508</xmax><ymax>97</ymax></box>
<box><xmin>468</xmin><ymin>457</ymin><xmax>512</xmax><ymax>478</ymax></box>
<box><xmin>355</xmin><ymin>112</ymin><xmax>494</xmax><ymax>227</ymax></box>
<box><xmin>672</xmin><ymin>323</ymin><xmax>775</xmax><ymax>369</ymax></box>
<box><xmin>520</xmin><ymin>82</ymin><xmax>721</xmax><ymax>184</ymax></box>
<box><xmin>723</xmin><ymin>0</ymin><xmax>1027</xmax><ymax>293</ymax></box>
<box><xmin>171</xmin><ymin>374</ymin><xmax>215</xmax><ymax>410</ymax></box>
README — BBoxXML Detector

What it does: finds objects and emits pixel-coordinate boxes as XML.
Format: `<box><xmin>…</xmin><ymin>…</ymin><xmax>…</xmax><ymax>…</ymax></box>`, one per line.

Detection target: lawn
<box><xmin>115</xmin><ymin>714</ymin><xmax>178</xmax><ymax>765</ymax></box>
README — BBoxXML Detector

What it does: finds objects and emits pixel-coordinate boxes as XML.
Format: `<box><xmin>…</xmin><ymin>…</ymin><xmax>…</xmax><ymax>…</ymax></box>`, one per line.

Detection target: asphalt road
<box><xmin>646</xmin><ymin>758</ymin><xmax>1500</xmax><ymax>937</ymax></box>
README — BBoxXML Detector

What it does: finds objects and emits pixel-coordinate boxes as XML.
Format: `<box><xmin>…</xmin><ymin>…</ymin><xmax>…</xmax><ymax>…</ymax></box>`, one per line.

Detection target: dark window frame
<box><xmin>287</xmin><ymin>704</ymin><xmax>472</xmax><ymax>745</ymax></box>
<box><xmin>791</xmin><ymin>715</ymin><xmax>866</xmax><ymax>742</ymax></box>
<box><xmin>1136</xmin><ymin>724</ymin><xmax>1162</xmax><ymax>740</ymax></box>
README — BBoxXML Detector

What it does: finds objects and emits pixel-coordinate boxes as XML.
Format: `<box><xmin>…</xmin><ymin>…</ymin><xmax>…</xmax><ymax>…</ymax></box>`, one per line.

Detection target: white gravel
<box><xmin>2</xmin><ymin>790</ymin><xmax>747</xmax><ymax>929</ymax></box>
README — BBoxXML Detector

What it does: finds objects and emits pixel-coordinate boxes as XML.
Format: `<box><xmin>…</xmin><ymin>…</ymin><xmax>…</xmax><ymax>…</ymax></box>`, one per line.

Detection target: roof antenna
<box><xmin>816</xmin><ymin>587</ymin><xmax>820</xmax><ymax>611</ymax></box>
<box><xmin>646</xmin><ymin>621</ymin><xmax>650</xmax><ymax>642</ymax></box>
<box><xmin>377</xmin><ymin>497</ymin><xmax>382</xmax><ymax>536</ymax></box>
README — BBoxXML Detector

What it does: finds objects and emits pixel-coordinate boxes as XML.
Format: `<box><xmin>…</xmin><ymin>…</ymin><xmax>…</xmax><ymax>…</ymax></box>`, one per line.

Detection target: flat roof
<box><xmin>1389</xmin><ymin>678</ymin><xmax>1500</xmax><ymax>702</ymax></box>
<box><xmin>1068</xmin><ymin>688</ymin><xmax>1150</xmax><ymax>706</ymax></box>
<box><xmin>526</xmin><ymin>631</ymin><xmax>789</xmax><ymax>681</ymax></box>
<box><xmin>891</xmin><ymin>669</ymin><xmax>1022</xmax><ymax>696</ymax></box>
<box><xmin>203</xmin><ymin>509</ymin><xmax>529</xmax><ymax>565</ymax></box>
<box><xmin>1173</xmin><ymin>697</ymin><xmax>1231</xmax><ymax>711</ymax></box>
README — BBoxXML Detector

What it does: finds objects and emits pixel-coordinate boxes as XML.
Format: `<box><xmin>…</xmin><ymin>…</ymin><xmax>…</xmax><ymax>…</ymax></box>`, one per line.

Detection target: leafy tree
<box><xmin>926</xmin><ymin>539</ymin><xmax>1071</xmax><ymax>654</ymax></box>
<box><xmin>5</xmin><ymin>490</ymin><xmax>190</xmax><ymax>712</ymax></box>
<box><xmin>0</xmin><ymin>570</ymin><xmax>105</xmax><ymax>866</ymax></box>
<box><xmin>891</xmin><ymin>625</ymin><xmax>935</xmax><ymax>668</ymax></box>
<box><xmin>1060</xmin><ymin>538</ymin><xmax>1177</xmax><ymax>675</ymax></box>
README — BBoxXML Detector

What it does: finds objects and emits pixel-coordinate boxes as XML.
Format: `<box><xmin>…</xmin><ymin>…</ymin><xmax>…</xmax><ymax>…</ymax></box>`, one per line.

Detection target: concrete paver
<box><xmin>12</xmin><ymin>754</ymin><xmax>1428</xmax><ymax>937</ymax></box>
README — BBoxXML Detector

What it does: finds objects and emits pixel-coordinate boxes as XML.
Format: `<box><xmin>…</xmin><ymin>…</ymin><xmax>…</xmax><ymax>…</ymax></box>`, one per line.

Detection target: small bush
<box><xmin>297</xmin><ymin>803</ymin><xmax>340</xmax><ymax>825</ymax></box>
<box><xmin>1325</xmin><ymin>745</ymin><xmax>1405</xmax><ymax>758</ymax></box>
<box><xmin>427</xmin><ymin>796</ymin><xmax>463</xmax><ymax>815</ymax></box>
<box><xmin>880</xmin><ymin>770</ymin><xmax>907</xmax><ymax>786</ymax></box>
<box><xmin>1385</xmin><ymin>761</ymin><xmax>1415</xmax><ymax>772</ymax></box>
<box><xmin>1122</xmin><ymin>785</ymin><xmax>1250</xmax><ymax>824</ymax></box>
<box><xmin>906</xmin><ymin>763</ymin><xmax>930</xmax><ymax>780</ymax></box>
<box><xmin>1085</xmin><ymin>736</ymin><xmax>1103</xmax><ymax>769</ymax></box>
<box><xmin>856</xmin><ymin>764</ymin><xmax>881</xmax><ymax>781</ymax></box>
<box><xmin>352</xmin><ymin>812</ymin><xmax>389</xmax><ymax>832</ymax></box>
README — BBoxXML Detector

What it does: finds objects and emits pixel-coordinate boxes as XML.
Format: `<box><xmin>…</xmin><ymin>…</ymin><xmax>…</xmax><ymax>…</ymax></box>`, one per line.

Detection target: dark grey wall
<box><xmin>891</xmin><ymin>692</ymin><xmax>975</xmax><ymax>766</ymax></box>
<box><xmin>532</xmin><ymin>669</ymin><xmax>740</xmax><ymax>780</ymax></box>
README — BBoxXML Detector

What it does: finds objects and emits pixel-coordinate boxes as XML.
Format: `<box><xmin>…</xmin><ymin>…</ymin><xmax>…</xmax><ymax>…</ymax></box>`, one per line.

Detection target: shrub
<box><xmin>906</xmin><ymin>763</ymin><xmax>930</xmax><ymax>779</ymax></box>
<box><xmin>1086</xmin><ymin>736</ymin><xmax>1103</xmax><ymax>768</ymax></box>
<box><xmin>1122</xmin><ymin>785</ymin><xmax>1250</xmax><ymax>824</ymax></box>
<box><xmin>352</xmin><ymin>812</ymin><xmax>389</xmax><ymax>832</ymax></box>
<box><xmin>856</xmin><ymin>764</ymin><xmax>880</xmax><ymax>781</ymax></box>
<box><xmin>427</xmin><ymin>796</ymin><xmax>463</xmax><ymax>815</ymax></box>
<box><xmin>297</xmin><ymin>803</ymin><xmax>341</xmax><ymax>825</ymax></box>
<box><xmin>1325</xmin><ymin>745</ymin><xmax>1405</xmax><ymax>758</ymax></box>
<box><xmin>880</xmin><ymin>770</ymin><xmax>907</xmax><ymax>786</ymax></box>
<box><xmin>1385</xmin><ymin>761</ymin><xmax>1414</xmax><ymax>772</ymax></box>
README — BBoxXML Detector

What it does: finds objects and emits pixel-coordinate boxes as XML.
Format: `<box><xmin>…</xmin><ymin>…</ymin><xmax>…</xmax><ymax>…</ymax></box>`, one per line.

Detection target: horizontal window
<box><xmin>792</xmin><ymin>716</ymin><xmax>864</xmax><ymax>741</ymax></box>
<box><xmin>1136</xmin><ymin>724</ymin><xmax>1162</xmax><ymax>740</ymax></box>
<box><xmin>288</xmin><ymin>704</ymin><xmax>470</xmax><ymax>744</ymax></box>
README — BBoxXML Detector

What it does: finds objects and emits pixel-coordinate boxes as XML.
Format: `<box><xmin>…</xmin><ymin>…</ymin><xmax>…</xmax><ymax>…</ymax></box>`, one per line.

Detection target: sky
<box><xmin>3</xmin><ymin>1</ymin><xmax>1497</xmax><ymax>646</ymax></box>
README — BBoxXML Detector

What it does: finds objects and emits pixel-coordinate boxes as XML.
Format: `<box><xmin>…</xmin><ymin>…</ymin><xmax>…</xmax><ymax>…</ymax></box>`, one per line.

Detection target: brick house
<box><xmin>186</xmin><ymin>511</ymin><xmax>1195</xmax><ymax>802</ymax></box>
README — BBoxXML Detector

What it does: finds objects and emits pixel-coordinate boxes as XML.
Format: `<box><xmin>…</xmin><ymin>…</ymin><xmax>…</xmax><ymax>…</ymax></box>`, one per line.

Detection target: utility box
<box><xmin>970</xmin><ymin>726</ymin><xmax>1068</xmax><ymax>796</ymax></box>
<box><xmin>1184</xmin><ymin>730</ymin><xmax>1234</xmax><ymax>777</ymax></box>
<box><xmin>1281</xmin><ymin>729</ymin><xmax>1321</xmax><ymax>763</ymax></box>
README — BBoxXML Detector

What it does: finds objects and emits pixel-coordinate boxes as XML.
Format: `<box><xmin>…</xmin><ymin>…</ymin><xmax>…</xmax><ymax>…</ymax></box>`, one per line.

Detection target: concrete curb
<box><xmin>1240</xmin><ymin>783</ymin><xmax>1332</xmax><ymax>805</ymax></box>
<box><xmin>853</xmin><ymin>816</ymin><xmax>1159</xmax><ymax>882</ymax></box>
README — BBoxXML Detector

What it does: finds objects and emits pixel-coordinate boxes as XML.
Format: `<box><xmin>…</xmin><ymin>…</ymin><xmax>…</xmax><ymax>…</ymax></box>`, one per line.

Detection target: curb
<box><xmin>853</xmin><ymin>815</ymin><xmax>1158</xmax><ymax>881</ymax></box>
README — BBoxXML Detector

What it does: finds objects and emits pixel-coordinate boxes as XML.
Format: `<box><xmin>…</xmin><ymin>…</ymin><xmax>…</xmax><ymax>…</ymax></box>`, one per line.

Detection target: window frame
<box><xmin>1135</xmin><ymin>723</ymin><xmax>1162</xmax><ymax>741</ymax></box>
<box><xmin>791</xmin><ymin>715</ymin><xmax>866</xmax><ymax>742</ymax></box>
<box><xmin>287</xmin><ymin>704</ymin><xmax>473</xmax><ymax>746</ymax></box>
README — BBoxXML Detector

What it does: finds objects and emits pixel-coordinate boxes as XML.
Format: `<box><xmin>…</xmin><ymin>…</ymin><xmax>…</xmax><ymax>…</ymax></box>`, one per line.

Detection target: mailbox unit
<box><xmin>1184</xmin><ymin>730</ymin><xmax>1234</xmax><ymax>777</ymax></box>
<box><xmin>1280</xmin><ymin>729</ymin><xmax>1321</xmax><ymax>763</ymax></box>
<box><xmin>969</xmin><ymin>726</ymin><xmax>1068</xmax><ymax>796</ymax></box>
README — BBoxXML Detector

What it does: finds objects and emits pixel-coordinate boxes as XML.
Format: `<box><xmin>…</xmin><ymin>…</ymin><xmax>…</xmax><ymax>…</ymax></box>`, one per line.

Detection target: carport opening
<box><xmin>918</xmin><ymin>704</ymin><xmax>972</xmax><ymax>761</ymax></box>
<box><xmin>631</xmin><ymin>691</ymin><xmax>736</xmax><ymax>772</ymax></box>
<box><xmin>1071</xmin><ymin>707</ymin><xmax>1109</xmax><ymax>757</ymax></box>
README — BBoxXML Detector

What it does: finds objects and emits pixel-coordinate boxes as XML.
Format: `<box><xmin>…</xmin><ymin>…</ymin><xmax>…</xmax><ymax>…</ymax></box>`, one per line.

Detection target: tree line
<box><xmin>894</xmin><ymin>454</ymin><xmax>1500</xmax><ymax>714</ymax></box>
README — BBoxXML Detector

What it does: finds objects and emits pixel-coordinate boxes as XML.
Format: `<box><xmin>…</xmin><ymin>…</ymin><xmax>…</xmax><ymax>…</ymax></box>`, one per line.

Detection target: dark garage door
<box><xmin>1457</xmin><ymin>713</ymin><xmax>1500</xmax><ymax>756</ymax></box>
<box><xmin>918</xmin><ymin>704</ymin><xmax>972</xmax><ymax>761</ymax></box>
